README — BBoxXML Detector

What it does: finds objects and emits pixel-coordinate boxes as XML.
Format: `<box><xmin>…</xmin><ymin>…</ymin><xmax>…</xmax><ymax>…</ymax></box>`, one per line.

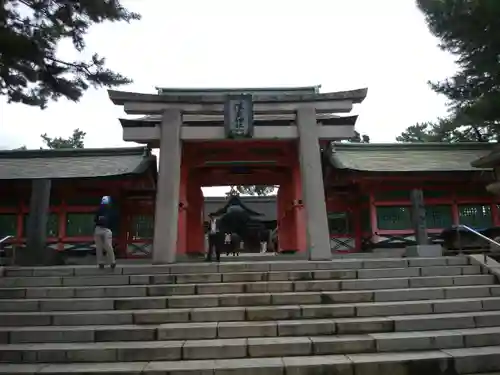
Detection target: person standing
<box><xmin>206</xmin><ymin>213</ymin><xmax>221</xmax><ymax>262</ymax></box>
<box><xmin>94</xmin><ymin>196</ymin><xmax>116</xmax><ymax>269</ymax></box>
<box><xmin>260</xmin><ymin>228</ymin><xmax>269</xmax><ymax>253</ymax></box>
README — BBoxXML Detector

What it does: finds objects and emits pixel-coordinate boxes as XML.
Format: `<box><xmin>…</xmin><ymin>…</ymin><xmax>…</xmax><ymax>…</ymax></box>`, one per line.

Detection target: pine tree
<box><xmin>41</xmin><ymin>128</ymin><xmax>86</xmax><ymax>149</ymax></box>
<box><xmin>0</xmin><ymin>0</ymin><xmax>140</xmax><ymax>108</ymax></box>
<box><xmin>398</xmin><ymin>0</ymin><xmax>500</xmax><ymax>142</ymax></box>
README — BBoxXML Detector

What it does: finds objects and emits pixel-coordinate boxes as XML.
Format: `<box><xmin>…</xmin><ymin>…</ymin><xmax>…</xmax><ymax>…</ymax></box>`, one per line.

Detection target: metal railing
<box><xmin>0</xmin><ymin>236</ymin><xmax>14</xmax><ymax>265</ymax></box>
<box><xmin>454</xmin><ymin>225</ymin><xmax>500</xmax><ymax>264</ymax></box>
<box><xmin>0</xmin><ymin>235</ymin><xmax>13</xmax><ymax>244</ymax></box>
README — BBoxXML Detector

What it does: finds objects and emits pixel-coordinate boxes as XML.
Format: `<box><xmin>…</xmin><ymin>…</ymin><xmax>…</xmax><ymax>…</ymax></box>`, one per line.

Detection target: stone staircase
<box><xmin>0</xmin><ymin>256</ymin><xmax>499</xmax><ymax>374</ymax></box>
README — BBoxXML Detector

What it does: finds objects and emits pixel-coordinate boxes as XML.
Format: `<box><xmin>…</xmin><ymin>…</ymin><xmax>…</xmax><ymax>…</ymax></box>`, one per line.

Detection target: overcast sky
<box><xmin>0</xmin><ymin>0</ymin><xmax>457</xmax><ymax>196</ymax></box>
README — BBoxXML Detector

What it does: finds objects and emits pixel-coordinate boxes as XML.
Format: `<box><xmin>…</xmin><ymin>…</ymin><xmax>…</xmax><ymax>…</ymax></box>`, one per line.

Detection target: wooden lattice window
<box><xmin>22</xmin><ymin>213</ymin><xmax>59</xmax><ymax>237</ymax></box>
<box><xmin>130</xmin><ymin>215</ymin><xmax>154</xmax><ymax>240</ymax></box>
<box><xmin>327</xmin><ymin>212</ymin><xmax>351</xmax><ymax>235</ymax></box>
<box><xmin>66</xmin><ymin>213</ymin><xmax>95</xmax><ymax>237</ymax></box>
<box><xmin>458</xmin><ymin>204</ymin><xmax>492</xmax><ymax>229</ymax></box>
<box><xmin>425</xmin><ymin>205</ymin><xmax>453</xmax><ymax>229</ymax></box>
<box><xmin>376</xmin><ymin>206</ymin><xmax>412</xmax><ymax>230</ymax></box>
<box><xmin>0</xmin><ymin>214</ymin><xmax>17</xmax><ymax>237</ymax></box>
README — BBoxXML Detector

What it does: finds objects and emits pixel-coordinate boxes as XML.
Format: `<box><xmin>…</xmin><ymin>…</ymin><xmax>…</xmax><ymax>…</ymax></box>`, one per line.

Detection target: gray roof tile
<box><xmin>329</xmin><ymin>143</ymin><xmax>495</xmax><ymax>172</ymax></box>
<box><xmin>0</xmin><ymin>147</ymin><xmax>155</xmax><ymax>180</ymax></box>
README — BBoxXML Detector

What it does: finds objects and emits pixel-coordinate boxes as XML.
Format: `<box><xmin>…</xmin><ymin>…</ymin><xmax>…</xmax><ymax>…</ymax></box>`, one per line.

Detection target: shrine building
<box><xmin>0</xmin><ymin>86</ymin><xmax>498</xmax><ymax>263</ymax></box>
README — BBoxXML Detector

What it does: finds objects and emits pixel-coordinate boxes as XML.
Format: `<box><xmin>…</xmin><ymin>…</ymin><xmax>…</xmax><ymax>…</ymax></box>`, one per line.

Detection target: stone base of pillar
<box><xmin>405</xmin><ymin>244</ymin><xmax>442</xmax><ymax>257</ymax></box>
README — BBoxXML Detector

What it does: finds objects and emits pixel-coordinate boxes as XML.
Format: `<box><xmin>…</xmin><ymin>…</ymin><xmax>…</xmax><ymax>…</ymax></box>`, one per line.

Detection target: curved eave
<box><xmin>486</xmin><ymin>181</ymin><xmax>500</xmax><ymax>195</ymax></box>
<box><xmin>132</xmin><ymin>155</ymin><xmax>158</xmax><ymax>178</ymax></box>
<box><xmin>471</xmin><ymin>151</ymin><xmax>500</xmax><ymax>168</ymax></box>
<box><xmin>108</xmin><ymin>88</ymin><xmax>368</xmax><ymax>106</ymax></box>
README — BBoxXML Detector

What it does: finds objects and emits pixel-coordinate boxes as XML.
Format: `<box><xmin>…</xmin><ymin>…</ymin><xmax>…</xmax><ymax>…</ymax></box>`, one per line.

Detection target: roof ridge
<box><xmin>0</xmin><ymin>146</ymin><xmax>149</xmax><ymax>159</ymax></box>
<box><xmin>332</xmin><ymin>142</ymin><xmax>496</xmax><ymax>151</ymax></box>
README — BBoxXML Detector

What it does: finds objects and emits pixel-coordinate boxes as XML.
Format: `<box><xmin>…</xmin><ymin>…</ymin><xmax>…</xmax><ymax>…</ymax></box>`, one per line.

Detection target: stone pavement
<box><xmin>0</xmin><ymin>256</ymin><xmax>499</xmax><ymax>374</ymax></box>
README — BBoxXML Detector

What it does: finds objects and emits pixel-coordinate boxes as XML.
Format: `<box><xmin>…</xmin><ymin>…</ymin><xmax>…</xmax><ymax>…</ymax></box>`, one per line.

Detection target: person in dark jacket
<box><xmin>206</xmin><ymin>213</ymin><xmax>221</xmax><ymax>262</ymax></box>
<box><xmin>94</xmin><ymin>196</ymin><xmax>116</xmax><ymax>269</ymax></box>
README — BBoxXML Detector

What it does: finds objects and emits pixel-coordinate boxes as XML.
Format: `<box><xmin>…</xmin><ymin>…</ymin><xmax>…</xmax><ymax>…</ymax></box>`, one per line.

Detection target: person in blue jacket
<box><xmin>94</xmin><ymin>196</ymin><xmax>116</xmax><ymax>269</ymax></box>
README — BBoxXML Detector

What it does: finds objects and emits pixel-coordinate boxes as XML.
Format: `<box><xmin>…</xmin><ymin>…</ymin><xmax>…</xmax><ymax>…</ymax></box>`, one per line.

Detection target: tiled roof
<box><xmin>329</xmin><ymin>143</ymin><xmax>495</xmax><ymax>172</ymax></box>
<box><xmin>204</xmin><ymin>196</ymin><xmax>277</xmax><ymax>221</ymax></box>
<box><xmin>0</xmin><ymin>147</ymin><xmax>156</xmax><ymax>180</ymax></box>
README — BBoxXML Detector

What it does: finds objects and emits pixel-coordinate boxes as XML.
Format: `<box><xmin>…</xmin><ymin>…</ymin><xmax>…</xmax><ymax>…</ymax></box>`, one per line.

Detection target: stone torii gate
<box><xmin>108</xmin><ymin>86</ymin><xmax>367</xmax><ymax>263</ymax></box>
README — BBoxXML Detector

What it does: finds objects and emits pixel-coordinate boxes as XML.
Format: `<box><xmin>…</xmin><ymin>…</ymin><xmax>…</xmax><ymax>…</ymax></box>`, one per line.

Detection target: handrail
<box><xmin>455</xmin><ymin>225</ymin><xmax>500</xmax><ymax>264</ymax></box>
<box><xmin>0</xmin><ymin>235</ymin><xmax>13</xmax><ymax>245</ymax></box>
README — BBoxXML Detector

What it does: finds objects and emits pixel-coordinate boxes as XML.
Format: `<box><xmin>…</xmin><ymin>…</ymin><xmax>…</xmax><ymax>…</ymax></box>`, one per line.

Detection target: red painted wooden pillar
<box><xmin>276</xmin><ymin>186</ymin><xmax>287</xmax><ymax>252</ymax></box>
<box><xmin>57</xmin><ymin>198</ymin><xmax>66</xmax><ymax>252</ymax></box>
<box><xmin>177</xmin><ymin>163</ymin><xmax>189</xmax><ymax>255</ymax></box>
<box><xmin>451</xmin><ymin>192</ymin><xmax>459</xmax><ymax>225</ymax></box>
<box><xmin>186</xmin><ymin>178</ymin><xmax>205</xmax><ymax>255</ymax></box>
<box><xmin>118</xmin><ymin>194</ymin><xmax>128</xmax><ymax>258</ymax></box>
<box><xmin>196</xmin><ymin>187</ymin><xmax>205</xmax><ymax>252</ymax></box>
<box><xmin>278</xmin><ymin>178</ymin><xmax>295</xmax><ymax>251</ymax></box>
<box><xmin>353</xmin><ymin>203</ymin><xmax>362</xmax><ymax>252</ymax></box>
<box><xmin>492</xmin><ymin>202</ymin><xmax>500</xmax><ymax>227</ymax></box>
<box><xmin>369</xmin><ymin>192</ymin><xmax>378</xmax><ymax>237</ymax></box>
<box><xmin>291</xmin><ymin>161</ymin><xmax>306</xmax><ymax>253</ymax></box>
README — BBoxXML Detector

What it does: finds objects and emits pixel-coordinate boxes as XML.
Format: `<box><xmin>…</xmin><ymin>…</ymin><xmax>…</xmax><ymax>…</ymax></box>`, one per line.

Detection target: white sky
<box><xmin>0</xmin><ymin>0</ymin><xmax>457</xmax><ymax>196</ymax></box>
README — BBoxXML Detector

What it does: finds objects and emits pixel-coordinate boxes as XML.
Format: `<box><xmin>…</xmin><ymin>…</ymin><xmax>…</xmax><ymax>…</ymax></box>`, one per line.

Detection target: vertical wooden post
<box><xmin>492</xmin><ymin>202</ymin><xmax>499</xmax><ymax>227</ymax></box>
<box><xmin>369</xmin><ymin>192</ymin><xmax>378</xmax><ymax>237</ymax></box>
<box><xmin>58</xmin><ymin>198</ymin><xmax>66</xmax><ymax>252</ymax></box>
<box><xmin>23</xmin><ymin>179</ymin><xmax>52</xmax><ymax>265</ymax></box>
<box><xmin>118</xmin><ymin>192</ymin><xmax>128</xmax><ymax>259</ymax></box>
<box><xmin>410</xmin><ymin>189</ymin><xmax>428</xmax><ymax>245</ymax></box>
<box><xmin>276</xmin><ymin>187</ymin><xmax>286</xmax><ymax>252</ymax></box>
<box><xmin>451</xmin><ymin>192</ymin><xmax>460</xmax><ymax>225</ymax></box>
<box><xmin>354</xmin><ymin>200</ymin><xmax>363</xmax><ymax>252</ymax></box>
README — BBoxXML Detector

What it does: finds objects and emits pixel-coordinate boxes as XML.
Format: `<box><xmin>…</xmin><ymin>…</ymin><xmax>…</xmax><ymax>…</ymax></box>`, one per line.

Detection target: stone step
<box><xmin>3</xmin><ymin>310</ymin><xmax>500</xmax><ymax>344</ymax></box>
<box><xmin>2</xmin><ymin>296</ymin><xmax>500</xmax><ymax>326</ymax></box>
<box><xmin>1</xmin><ymin>283</ymin><xmax>499</xmax><ymax>312</ymax></box>
<box><xmin>0</xmin><ymin>267</ymin><xmax>489</xmax><ymax>289</ymax></box>
<box><xmin>1</xmin><ymin>256</ymin><xmax>470</xmax><ymax>278</ymax></box>
<box><xmin>0</xmin><ymin>265</ymin><xmax>484</xmax><ymax>298</ymax></box>
<box><xmin>0</xmin><ymin>346</ymin><xmax>500</xmax><ymax>375</ymax></box>
<box><xmin>0</xmin><ymin>349</ymin><xmax>498</xmax><ymax>375</ymax></box>
<box><xmin>1</xmin><ymin>326</ymin><xmax>500</xmax><ymax>363</ymax></box>
<box><xmin>0</xmin><ymin>346</ymin><xmax>499</xmax><ymax>374</ymax></box>
<box><xmin>0</xmin><ymin>280</ymin><xmax>496</xmax><ymax>304</ymax></box>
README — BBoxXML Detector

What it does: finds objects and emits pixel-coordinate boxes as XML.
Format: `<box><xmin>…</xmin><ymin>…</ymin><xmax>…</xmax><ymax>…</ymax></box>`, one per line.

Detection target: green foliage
<box><xmin>398</xmin><ymin>0</ymin><xmax>500</xmax><ymax>142</ymax></box>
<box><xmin>229</xmin><ymin>185</ymin><xmax>276</xmax><ymax>197</ymax></box>
<box><xmin>41</xmin><ymin>128</ymin><xmax>86</xmax><ymax>149</ymax></box>
<box><xmin>349</xmin><ymin>131</ymin><xmax>370</xmax><ymax>143</ymax></box>
<box><xmin>397</xmin><ymin>117</ymin><xmax>495</xmax><ymax>143</ymax></box>
<box><xmin>0</xmin><ymin>0</ymin><xmax>140</xmax><ymax>108</ymax></box>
